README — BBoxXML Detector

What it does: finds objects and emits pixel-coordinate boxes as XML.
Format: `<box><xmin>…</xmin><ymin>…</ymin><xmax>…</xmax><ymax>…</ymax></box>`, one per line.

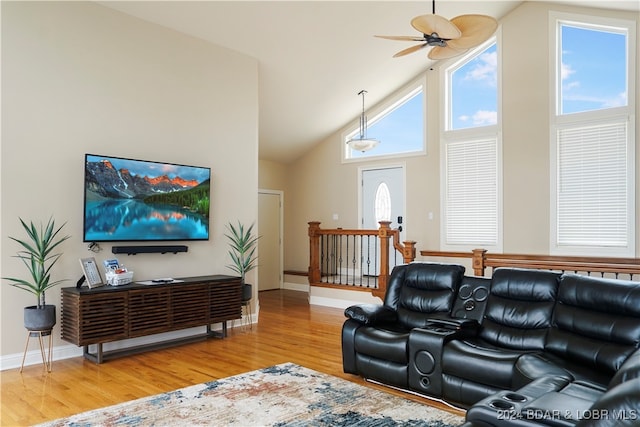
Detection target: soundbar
<box><xmin>111</xmin><ymin>245</ymin><xmax>189</xmax><ymax>255</ymax></box>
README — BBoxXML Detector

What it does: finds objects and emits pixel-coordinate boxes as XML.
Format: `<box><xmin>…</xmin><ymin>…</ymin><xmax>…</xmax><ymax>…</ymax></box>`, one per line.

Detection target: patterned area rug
<box><xmin>39</xmin><ymin>363</ymin><xmax>464</xmax><ymax>426</ymax></box>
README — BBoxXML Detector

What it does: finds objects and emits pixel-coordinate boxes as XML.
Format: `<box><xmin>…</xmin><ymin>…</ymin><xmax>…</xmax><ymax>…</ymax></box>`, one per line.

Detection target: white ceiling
<box><xmin>97</xmin><ymin>1</ymin><xmax>639</xmax><ymax>163</ymax></box>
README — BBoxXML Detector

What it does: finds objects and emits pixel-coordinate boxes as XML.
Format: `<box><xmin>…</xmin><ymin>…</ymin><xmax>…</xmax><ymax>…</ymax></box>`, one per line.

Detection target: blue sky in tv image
<box><xmin>84</xmin><ymin>154</ymin><xmax>211</xmax><ymax>242</ymax></box>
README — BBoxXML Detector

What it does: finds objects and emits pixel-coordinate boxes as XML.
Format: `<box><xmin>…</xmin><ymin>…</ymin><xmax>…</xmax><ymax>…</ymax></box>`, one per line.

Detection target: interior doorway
<box><xmin>258</xmin><ymin>190</ymin><xmax>283</xmax><ymax>291</ymax></box>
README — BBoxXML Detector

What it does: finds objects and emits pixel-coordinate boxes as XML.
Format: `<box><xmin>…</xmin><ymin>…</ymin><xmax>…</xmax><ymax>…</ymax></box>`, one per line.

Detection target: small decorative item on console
<box><xmin>103</xmin><ymin>258</ymin><xmax>133</xmax><ymax>286</ymax></box>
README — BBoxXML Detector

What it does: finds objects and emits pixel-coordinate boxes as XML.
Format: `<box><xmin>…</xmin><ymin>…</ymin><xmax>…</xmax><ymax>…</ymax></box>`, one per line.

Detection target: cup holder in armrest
<box><xmin>489</xmin><ymin>399</ymin><xmax>515</xmax><ymax>410</ymax></box>
<box><xmin>503</xmin><ymin>392</ymin><xmax>528</xmax><ymax>403</ymax></box>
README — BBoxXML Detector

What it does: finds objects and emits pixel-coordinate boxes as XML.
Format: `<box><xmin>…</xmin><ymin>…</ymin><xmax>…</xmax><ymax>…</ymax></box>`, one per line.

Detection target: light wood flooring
<box><xmin>0</xmin><ymin>289</ymin><xmax>464</xmax><ymax>426</ymax></box>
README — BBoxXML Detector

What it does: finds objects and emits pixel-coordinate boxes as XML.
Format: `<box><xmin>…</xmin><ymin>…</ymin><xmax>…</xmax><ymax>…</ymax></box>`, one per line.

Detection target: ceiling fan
<box><xmin>376</xmin><ymin>0</ymin><xmax>498</xmax><ymax>60</ymax></box>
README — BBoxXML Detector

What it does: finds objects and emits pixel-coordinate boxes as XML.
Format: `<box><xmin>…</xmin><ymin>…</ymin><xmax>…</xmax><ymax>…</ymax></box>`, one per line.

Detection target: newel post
<box><xmin>472</xmin><ymin>248</ymin><xmax>487</xmax><ymax>276</ymax></box>
<box><xmin>377</xmin><ymin>221</ymin><xmax>392</xmax><ymax>296</ymax></box>
<box><xmin>402</xmin><ymin>241</ymin><xmax>417</xmax><ymax>264</ymax></box>
<box><xmin>308</xmin><ymin>221</ymin><xmax>322</xmax><ymax>284</ymax></box>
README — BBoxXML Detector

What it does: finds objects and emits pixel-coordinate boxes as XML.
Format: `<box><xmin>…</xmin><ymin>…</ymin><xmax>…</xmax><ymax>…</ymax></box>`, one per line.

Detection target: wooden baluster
<box><xmin>308</xmin><ymin>222</ymin><xmax>321</xmax><ymax>285</ymax></box>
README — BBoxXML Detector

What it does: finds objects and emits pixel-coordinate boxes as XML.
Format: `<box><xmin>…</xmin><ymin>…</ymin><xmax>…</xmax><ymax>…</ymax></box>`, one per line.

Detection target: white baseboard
<box><xmin>309</xmin><ymin>287</ymin><xmax>382</xmax><ymax>309</ymax></box>
<box><xmin>256</xmin><ymin>284</ymin><xmax>376</xmax><ymax>310</ymax></box>
<box><xmin>0</xmin><ymin>342</ymin><xmax>83</xmax><ymax>371</ymax></box>
<box><xmin>283</xmin><ymin>281</ymin><xmax>309</xmax><ymax>292</ymax></box>
<box><xmin>0</xmin><ymin>321</ymin><xmax>250</xmax><ymax>371</ymax></box>
<box><xmin>308</xmin><ymin>295</ymin><xmax>354</xmax><ymax>309</ymax></box>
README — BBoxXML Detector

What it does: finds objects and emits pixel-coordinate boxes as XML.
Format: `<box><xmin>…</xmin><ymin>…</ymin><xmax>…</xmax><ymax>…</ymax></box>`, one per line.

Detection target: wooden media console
<box><xmin>60</xmin><ymin>275</ymin><xmax>242</xmax><ymax>363</ymax></box>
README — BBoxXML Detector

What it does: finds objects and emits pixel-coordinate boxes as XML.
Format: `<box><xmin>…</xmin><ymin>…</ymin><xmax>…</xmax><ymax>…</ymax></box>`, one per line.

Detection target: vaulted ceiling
<box><xmin>98</xmin><ymin>1</ymin><xmax>639</xmax><ymax>163</ymax></box>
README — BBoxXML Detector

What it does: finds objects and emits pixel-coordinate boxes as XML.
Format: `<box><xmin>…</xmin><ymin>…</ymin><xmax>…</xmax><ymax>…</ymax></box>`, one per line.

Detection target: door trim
<box><xmin>258</xmin><ymin>189</ymin><xmax>284</xmax><ymax>289</ymax></box>
<box><xmin>358</xmin><ymin>163</ymin><xmax>407</xmax><ymax>232</ymax></box>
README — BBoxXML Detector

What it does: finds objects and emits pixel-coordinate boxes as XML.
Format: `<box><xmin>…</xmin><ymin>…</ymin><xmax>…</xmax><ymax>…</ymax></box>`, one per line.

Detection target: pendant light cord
<box><xmin>358</xmin><ymin>89</ymin><xmax>367</xmax><ymax>139</ymax></box>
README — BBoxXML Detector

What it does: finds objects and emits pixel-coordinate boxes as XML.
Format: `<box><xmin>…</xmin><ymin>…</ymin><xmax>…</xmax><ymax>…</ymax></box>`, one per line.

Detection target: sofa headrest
<box><xmin>558</xmin><ymin>274</ymin><xmax>640</xmax><ymax>317</ymax></box>
<box><xmin>491</xmin><ymin>268</ymin><xmax>560</xmax><ymax>301</ymax></box>
<box><xmin>384</xmin><ymin>262</ymin><xmax>465</xmax><ymax>328</ymax></box>
<box><xmin>547</xmin><ymin>274</ymin><xmax>640</xmax><ymax>373</ymax></box>
<box><xmin>402</xmin><ymin>262</ymin><xmax>466</xmax><ymax>291</ymax></box>
<box><xmin>479</xmin><ymin>268</ymin><xmax>560</xmax><ymax>350</ymax></box>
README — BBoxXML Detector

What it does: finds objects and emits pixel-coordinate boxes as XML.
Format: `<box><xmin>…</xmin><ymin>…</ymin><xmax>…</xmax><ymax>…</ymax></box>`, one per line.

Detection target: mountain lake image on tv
<box><xmin>84</xmin><ymin>154</ymin><xmax>211</xmax><ymax>242</ymax></box>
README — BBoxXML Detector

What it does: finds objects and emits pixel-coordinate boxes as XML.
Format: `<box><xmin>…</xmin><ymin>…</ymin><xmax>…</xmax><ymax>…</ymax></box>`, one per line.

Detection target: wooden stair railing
<box><xmin>420</xmin><ymin>249</ymin><xmax>640</xmax><ymax>279</ymax></box>
<box><xmin>308</xmin><ymin>221</ymin><xmax>416</xmax><ymax>298</ymax></box>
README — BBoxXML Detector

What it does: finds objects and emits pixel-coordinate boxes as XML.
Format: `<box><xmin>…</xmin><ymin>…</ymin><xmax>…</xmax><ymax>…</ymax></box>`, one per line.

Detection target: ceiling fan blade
<box><xmin>375</xmin><ymin>35</ymin><xmax>426</xmax><ymax>42</ymax></box>
<box><xmin>411</xmin><ymin>14</ymin><xmax>461</xmax><ymax>40</ymax></box>
<box><xmin>428</xmin><ymin>45</ymin><xmax>468</xmax><ymax>60</ymax></box>
<box><xmin>393</xmin><ymin>43</ymin><xmax>428</xmax><ymax>58</ymax></box>
<box><xmin>447</xmin><ymin>15</ymin><xmax>498</xmax><ymax>50</ymax></box>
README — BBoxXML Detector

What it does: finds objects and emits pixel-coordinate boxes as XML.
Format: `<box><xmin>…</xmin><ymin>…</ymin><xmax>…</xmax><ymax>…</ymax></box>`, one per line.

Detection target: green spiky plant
<box><xmin>3</xmin><ymin>218</ymin><xmax>70</xmax><ymax>308</ymax></box>
<box><xmin>224</xmin><ymin>221</ymin><xmax>259</xmax><ymax>284</ymax></box>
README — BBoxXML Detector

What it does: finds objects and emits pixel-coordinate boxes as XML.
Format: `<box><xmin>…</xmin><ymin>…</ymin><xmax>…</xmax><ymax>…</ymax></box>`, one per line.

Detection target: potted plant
<box><xmin>3</xmin><ymin>218</ymin><xmax>70</xmax><ymax>331</ymax></box>
<box><xmin>224</xmin><ymin>221</ymin><xmax>259</xmax><ymax>302</ymax></box>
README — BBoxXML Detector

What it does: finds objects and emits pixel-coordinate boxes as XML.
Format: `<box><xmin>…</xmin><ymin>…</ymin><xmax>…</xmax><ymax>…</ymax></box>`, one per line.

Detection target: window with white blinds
<box><xmin>445</xmin><ymin>138</ymin><xmax>499</xmax><ymax>246</ymax></box>
<box><xmin>551</xmin><ymin>12</ymin><xmax>635</xmax><ymax>256</ymax></box>
<box><xmin>556</xmin><ymin>120</ymin><xmax>629</xmax><ymax>248</ymax></box>
<box><xmin>442</xmin><ymin>37</ymin><xmax>502</xmax><ymax>251</ymax></box>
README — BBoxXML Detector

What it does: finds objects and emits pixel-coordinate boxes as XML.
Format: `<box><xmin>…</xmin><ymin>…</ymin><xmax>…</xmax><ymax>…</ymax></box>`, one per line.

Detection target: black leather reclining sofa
<box><xmin>341</xmin><ymin>262</ymin><xmax>640</xmax><ymax>426</ymax></box>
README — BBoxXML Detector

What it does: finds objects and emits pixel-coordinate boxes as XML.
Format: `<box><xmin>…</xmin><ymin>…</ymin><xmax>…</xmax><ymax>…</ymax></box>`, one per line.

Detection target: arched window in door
<box><xmin>375</xmin><ymin>182</ymin><xmax>391</xmax><ymax>223</ymax></box>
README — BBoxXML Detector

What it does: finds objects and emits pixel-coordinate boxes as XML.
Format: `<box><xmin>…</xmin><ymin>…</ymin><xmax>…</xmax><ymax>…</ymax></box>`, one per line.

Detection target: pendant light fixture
<box><xmin>347</xmin><ymin>90</ymin><xmax>380</xmax><ymax>152</ymax></box>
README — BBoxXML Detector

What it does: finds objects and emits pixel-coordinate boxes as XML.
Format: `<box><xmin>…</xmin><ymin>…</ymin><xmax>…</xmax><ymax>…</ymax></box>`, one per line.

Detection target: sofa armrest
<box><xmin>608</xmin><ymin>348</ymin><xmax>640</xmax><ymax>388</ymax></box>
<box><xmin>426</xmin><ymin>316</ymin><xmax>480</xmax><ymax>333</ymax></box>
<box><xmin>344</xmin><ymin>304</ymin><xmax>397</xmax><ymax>325</ymax></box>
<box><xmin>409</xmin><ymin>326</ymin><xmax>459</xmax><ymax>397</ymax></box>
<box><xmin>576</xmin><ymin>378</ymin><xmax>640</xmax><ymax>427</ymax></box>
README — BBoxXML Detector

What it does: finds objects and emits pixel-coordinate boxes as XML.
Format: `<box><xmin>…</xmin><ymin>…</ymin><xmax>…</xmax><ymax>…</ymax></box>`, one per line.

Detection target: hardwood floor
<box><xmin>0</xmin><ymin>289</ymin><xmax>464</xmax><ymax>426</ymax></box>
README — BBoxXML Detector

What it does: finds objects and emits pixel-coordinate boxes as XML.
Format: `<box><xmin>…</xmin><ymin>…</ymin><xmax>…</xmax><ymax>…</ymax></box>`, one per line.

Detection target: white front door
<box><xmin>361</xmin><ymin>166</ymin><xmax>405</xmax><ymax>274</ymax></box>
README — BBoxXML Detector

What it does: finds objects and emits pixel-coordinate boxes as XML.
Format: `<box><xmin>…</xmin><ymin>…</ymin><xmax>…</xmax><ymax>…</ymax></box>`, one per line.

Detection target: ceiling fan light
<box><xmin>376</xmin><ymin>0</ymin><xmax>498</xmax><ymax>61</ymax></box>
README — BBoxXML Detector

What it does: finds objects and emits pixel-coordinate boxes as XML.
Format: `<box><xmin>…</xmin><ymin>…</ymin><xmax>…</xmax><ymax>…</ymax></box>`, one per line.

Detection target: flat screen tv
<box><xmin>83</xmin><ymin>154</ymin><xmax>211</xmax><ymax>242</ymax></box>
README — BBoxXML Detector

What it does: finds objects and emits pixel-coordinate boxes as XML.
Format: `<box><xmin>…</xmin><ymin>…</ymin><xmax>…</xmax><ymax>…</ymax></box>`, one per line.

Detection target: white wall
<box><xmin>0</xmin><ymin>2</ymin><xmax>259</xmax><ymax>364</ymax></box>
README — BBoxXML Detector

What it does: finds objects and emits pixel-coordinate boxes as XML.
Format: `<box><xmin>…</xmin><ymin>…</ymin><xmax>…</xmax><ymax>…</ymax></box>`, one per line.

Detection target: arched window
<box><xmin>374</xmin><ymin>182</ymin><xmax>391</xmax><ymax>223</ymax></box>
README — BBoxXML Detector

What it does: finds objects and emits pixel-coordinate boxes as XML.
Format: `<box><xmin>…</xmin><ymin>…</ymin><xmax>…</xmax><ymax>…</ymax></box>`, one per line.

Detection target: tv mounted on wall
<box><xmin>83</xmin><ymin>154</ymin><xmax>211</xmax><ymax>242</ymax></box>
